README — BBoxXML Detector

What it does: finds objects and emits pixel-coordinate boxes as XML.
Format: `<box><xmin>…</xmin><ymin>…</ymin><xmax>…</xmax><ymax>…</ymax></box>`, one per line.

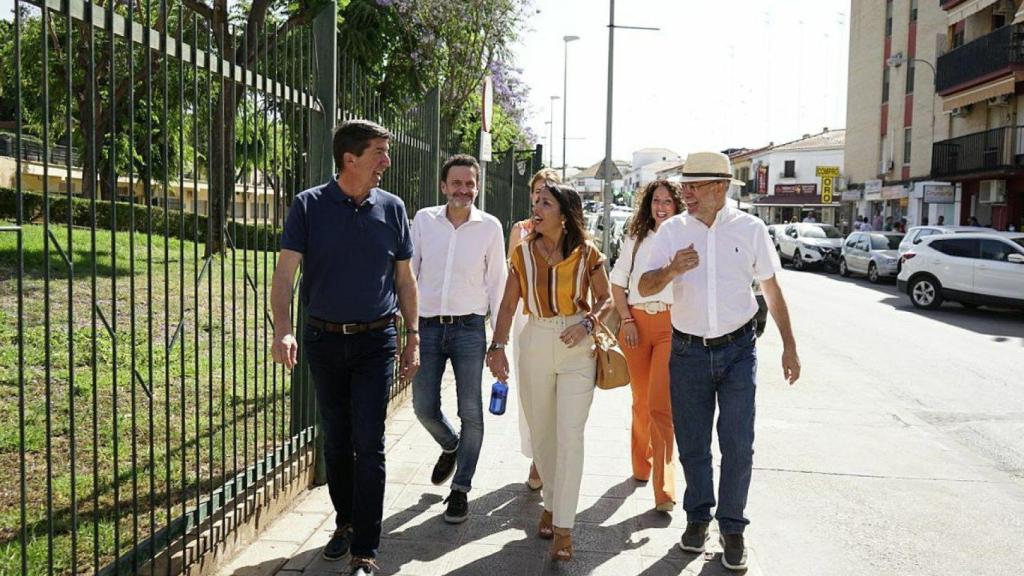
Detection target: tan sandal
<box><xmin>550</xmin><ymin>529</ymin><xmax>573</xmax><ymax>561</ymax></box>
<box><xmin>526</xmin><ymin>462</ymin><xmax>543</xmax><ymax>491</ymax></box>
<box><xmin>538</xmin><ymin>510</ymin><xmax>554</xmax><ymax>539</ymax></box>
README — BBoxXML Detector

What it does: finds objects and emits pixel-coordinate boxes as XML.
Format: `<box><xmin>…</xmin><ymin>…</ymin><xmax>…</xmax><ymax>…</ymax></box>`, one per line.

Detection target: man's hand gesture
<box><xmin>668</xmin><ymin>243</ymin><xmax>700</xmax><ymax>276</ymax></box>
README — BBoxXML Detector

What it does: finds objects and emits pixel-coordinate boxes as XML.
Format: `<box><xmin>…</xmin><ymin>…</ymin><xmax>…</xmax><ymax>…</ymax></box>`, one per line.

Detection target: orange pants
<box><xmin>621</xmin><ymin>308</ymin><xmax>676</xmax><ymax>505</ymax></box>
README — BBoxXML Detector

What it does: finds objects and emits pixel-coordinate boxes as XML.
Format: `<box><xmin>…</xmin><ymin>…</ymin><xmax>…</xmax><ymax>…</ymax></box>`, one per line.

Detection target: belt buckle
<box><xmin>439</xmin><ymin>315</ymin><xmax>455</xmax><ymax>325</ymax></box>
<box><xmin>342</xmin><ymin>323</ymin><xmax>358</xmax><ymax>335</ymax></box>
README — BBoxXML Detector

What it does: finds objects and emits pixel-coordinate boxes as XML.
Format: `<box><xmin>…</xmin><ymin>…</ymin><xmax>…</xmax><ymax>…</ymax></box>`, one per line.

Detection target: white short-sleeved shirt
<box><xmin>646</xmin><ymin>206</ymin><xmax>781</xmax><ymax>338</ymax></box>
<box><xmin>609</xmin><ymin>233</ymin><xmax>673</xmax><ymax>305</ymax></box>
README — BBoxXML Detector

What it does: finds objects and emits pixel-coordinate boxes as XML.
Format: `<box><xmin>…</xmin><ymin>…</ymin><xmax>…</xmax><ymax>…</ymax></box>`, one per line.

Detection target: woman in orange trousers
<box><xmin>609</xmin><ymin>179</ymin><xmax>683</xmax><ymax>511</ymax></box>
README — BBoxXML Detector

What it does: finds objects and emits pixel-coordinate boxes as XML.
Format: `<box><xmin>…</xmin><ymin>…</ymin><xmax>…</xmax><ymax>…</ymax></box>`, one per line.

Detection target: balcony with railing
<box><xmin>935</xmin><ymin>25</ymin><xmax>1024</xmax><ymax>94</ymax></box>
<box><xmin>931</xmin><ymin>125</ymin><xmax>1024</xmax><ymax>177</ymax></box>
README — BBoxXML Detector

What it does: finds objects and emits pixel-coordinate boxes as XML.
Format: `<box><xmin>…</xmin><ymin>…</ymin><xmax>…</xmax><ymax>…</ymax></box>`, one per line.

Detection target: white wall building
<box><xmin>623</xmin><ymin>148</ymin><xmax>682</xmax><ymax>193</ymax></box>
<box><xmin>750</xmin><ymin>129</ymin><xmax>846</xmax><ymax>226</ymax></box>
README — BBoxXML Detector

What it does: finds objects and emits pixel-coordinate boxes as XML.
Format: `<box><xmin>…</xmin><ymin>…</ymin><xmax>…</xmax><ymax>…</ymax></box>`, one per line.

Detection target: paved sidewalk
<box><xmin>215</xmin><ymin>367</ymin><xmax>760</xmax><ymax>575</ymax></box>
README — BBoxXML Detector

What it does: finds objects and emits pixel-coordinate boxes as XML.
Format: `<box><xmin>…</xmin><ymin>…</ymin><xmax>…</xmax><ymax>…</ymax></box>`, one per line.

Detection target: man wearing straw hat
<box><xmin>639</xmin><ymin>151</ymin><xmax>800</xmax><ymax>571</ymax></box>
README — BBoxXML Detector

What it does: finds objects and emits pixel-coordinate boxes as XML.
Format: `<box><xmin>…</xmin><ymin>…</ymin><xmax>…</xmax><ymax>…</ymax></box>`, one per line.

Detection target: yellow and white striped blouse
<box><xmin>510</xmin><ymin>238</ymin><xmax>605</xmax><ymax>318</ymax></box>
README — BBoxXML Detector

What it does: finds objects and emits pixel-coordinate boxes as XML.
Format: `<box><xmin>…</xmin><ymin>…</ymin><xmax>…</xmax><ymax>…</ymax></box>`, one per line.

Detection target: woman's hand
<box><xmin>620</xmin><ymin>322</ymin><xmax>639</xmax><ymax>348</ymax></box>
<box><xmin>487</xmin><ymin>349</ymin><xmax>510</xmax><ymax>381</ymax></box>
<box><xmin>560</xmin><ymin>322</ymin><xmax>590</xmax><ymax>348</ymax></box>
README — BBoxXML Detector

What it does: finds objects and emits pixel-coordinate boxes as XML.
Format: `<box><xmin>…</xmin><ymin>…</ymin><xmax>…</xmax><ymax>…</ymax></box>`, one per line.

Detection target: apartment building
<box><xmin>931</xmin><ymin>0</ymin><xmax>1024</xmax><ymax>230</ymax></box>
<box><xmin>846</xmin><ymin>0</ymin><xmax>1023</xmax><ymax>230</ymax></box>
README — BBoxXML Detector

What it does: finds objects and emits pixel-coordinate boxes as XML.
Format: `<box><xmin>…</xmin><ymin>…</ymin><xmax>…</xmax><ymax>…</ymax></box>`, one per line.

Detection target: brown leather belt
<box><xmin>306</xmin><ymin>315</ymin><xmax>394</xmax><ymax>335</ymax></box>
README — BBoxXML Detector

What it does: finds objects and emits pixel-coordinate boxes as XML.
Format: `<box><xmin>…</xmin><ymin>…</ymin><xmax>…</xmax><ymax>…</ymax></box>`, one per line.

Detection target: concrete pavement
<box><xmin>215</xmin><ymin>267</ymin><xmax>1024</xmax><ymax>575</ymax></box>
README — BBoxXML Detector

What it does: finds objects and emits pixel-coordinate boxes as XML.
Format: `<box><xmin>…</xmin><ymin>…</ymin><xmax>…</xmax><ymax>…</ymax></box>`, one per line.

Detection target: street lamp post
<box><xmin>549</xmin><ymin>95</ymin><xmax>560</xmax><ymax>168</ymax></box>
<box><xmin>600</xmin><ymin>1</ymin><xmax>658</xmax><ymax>254</ymax></box>
<box><xmin>562</xmin><ymin>35</ymin><xmax>580</xmax><ymax>181</ymax></box>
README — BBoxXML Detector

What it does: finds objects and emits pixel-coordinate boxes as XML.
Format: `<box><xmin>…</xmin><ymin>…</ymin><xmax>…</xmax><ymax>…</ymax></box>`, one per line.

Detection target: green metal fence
<box><xmin>0</xmin><ymin>0</ymin><xmax>538</xmax><ymax>574</ymax></box>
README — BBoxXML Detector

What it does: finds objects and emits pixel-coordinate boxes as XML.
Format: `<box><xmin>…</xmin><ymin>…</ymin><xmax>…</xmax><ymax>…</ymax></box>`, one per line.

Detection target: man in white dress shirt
<box><xmin>639</xmin><ymin>151</ymin><xmax>800</xmax><ymax>572</ymax></box>
<box><xmin>410</xmin><ymin>154</ymin><xmax>507</xmax><ymax>524</ymax></box>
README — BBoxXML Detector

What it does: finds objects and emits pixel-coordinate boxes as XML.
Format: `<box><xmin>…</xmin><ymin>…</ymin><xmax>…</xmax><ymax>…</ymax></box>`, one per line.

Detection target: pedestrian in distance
<box><xmin>410</xmin><ymin>154</ymin><xmax>507</xmax><ymax>524</ymax></box>
<box><xmin>609</xmin><ymin>179</ymin><xmax>684</xmax><ymax>512</ymax></box>
<box><xmin>639</xmin><ymin>151</ymin><xmax>801</xmax><ymax>572</ymax></box>
<box><xmin>936</xmin><ymin>215</ymin><xmax>945</xmax><ymax>225</ymax></box>
<box><xmin>270</xmin><ymin>119</ymin><xmax>419</xmax><ymax>576</ymax></box>
<box><xmin>486</xmin><ymin>182</ymin><xmax>612</xmax><ymax>563</ymax></box>
<box><xmin>507</xmin><ymin>168</ymin><xmax>563</xmax><ymax>492</ymax></box>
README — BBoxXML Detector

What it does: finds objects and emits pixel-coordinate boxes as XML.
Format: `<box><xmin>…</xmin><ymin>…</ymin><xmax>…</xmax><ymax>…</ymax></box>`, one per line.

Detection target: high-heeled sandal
<box><xmin>537</xmin><ymin>509</ymin><xmax>554</xmax><ymax>540</ymax></box>
<box><xmin>550</xmin><ymin>529</ymin><xmax>573</xmax><ymax>561</ymax></box>
<box><xmin>526</xmin><ymin>462</ymin><xmax>543</xmax><ymax>491</ymax></box>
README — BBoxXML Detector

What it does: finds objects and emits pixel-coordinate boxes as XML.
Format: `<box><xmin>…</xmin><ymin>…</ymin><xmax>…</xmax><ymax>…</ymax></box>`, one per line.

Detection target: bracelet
<box><xmin>405</xmin><ymin>328</ymin><xmax>419</xmax><ymax>335</ymax></box>
<box><xmin>622</xmin><ymin>317</ymin><xmax>635</xmax><ymax>324</ymax></box>
<box><xmin>581</xmin><ymin>317</ymin><xmax>594</xmax><ymax>335</ymax></box>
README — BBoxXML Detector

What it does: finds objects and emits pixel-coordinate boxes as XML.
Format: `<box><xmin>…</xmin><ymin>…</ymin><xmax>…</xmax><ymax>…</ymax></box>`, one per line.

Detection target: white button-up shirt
<box><xmin>646</xmin><ymin>205</ymin><xmax>781</xmax><ymax>338</ymax></box>
<box><xmin>609</xmin><ymin>233</ymin><xmax>673</xmax><ymax>305</ymax></box>
<box><xmin>411</xmin><ymin>204</ymin><xmax>507</xmax><ymax>330</ymax></box>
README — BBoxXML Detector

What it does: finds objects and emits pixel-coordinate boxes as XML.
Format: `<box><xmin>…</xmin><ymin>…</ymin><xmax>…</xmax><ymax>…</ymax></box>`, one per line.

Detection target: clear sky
<box><xmin>515</xmin><ymin>0</ymin><xmax>850</xmax><ymax>170</ymax></box>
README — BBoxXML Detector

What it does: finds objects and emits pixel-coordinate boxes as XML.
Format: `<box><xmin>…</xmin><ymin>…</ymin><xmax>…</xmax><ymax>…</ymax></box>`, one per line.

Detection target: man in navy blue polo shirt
<box><xmin>270</xmin><ymin>119</ymin><xmax>419</xmax><ymax>576</ymax></box>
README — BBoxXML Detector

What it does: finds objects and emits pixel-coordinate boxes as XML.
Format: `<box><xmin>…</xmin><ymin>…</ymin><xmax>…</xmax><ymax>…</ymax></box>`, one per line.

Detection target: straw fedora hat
<box><xmin>679</xmin><ymin>151</ymin><xmax>745</xmax><ymax>186</ymax></box>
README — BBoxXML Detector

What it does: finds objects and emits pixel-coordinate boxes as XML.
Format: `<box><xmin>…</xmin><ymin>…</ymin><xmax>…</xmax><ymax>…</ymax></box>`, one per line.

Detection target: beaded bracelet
<box><xmin>622</xmin><ymin>317</ymin><xmax>636</xmax><ymax>324</ymax></box>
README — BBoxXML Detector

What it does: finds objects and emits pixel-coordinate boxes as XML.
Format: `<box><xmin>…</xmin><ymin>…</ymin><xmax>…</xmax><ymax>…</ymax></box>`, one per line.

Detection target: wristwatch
<box><xmin>487</xmin><ymin>341</ymin><xmax>506</xmax><ymax>353</ymax></box>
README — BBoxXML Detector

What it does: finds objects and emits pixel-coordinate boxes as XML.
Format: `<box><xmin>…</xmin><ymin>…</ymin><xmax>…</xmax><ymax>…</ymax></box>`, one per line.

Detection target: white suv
<box><xmin>777</xmin><ymin>223</ymin><xmax>844</xmax><ymax>270</ymax></box>
<box><xmin>897</xmin><ymin>232</ymin><xmax>1024</xmax><ymax>310</ymax></box>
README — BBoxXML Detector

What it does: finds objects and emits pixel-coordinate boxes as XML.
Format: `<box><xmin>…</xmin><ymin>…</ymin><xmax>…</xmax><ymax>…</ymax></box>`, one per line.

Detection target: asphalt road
<box><xmin>746</xmin><ymin>265</ymin><xmax>1024</xmax><ymax>576</ymax></box>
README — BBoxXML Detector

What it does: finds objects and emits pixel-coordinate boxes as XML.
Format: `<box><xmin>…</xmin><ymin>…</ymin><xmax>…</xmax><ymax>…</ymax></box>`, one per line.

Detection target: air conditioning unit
<box><xmin>879</xmin><ymin>160</ymin><xmax>893</xmax><ymax>174</ymax></box>
<box><xmin>979</xmin><ymin>179</ymin><xmax>1007</xmax><ymax>204</ymax></box>
<box><xmin>988</xmin><ymin>94</ymin><xmax>1011</xmax><ymax>107</ymax></box>
<box><xmin>950</xmin><ymin>106</ymin><xmax>972</xmax><ymax>118</ymax></box>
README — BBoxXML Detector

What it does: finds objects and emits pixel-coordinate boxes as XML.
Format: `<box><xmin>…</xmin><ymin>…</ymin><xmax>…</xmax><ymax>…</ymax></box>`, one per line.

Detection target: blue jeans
<box><xmin>412</xmin><ymin>315</ymin><xmax>486</xmax><ymax>492</ymax></box>
<box><xmin>304</xmin><ymin>321</ymin><xmax>397</xmax><ymax>559</ymax></box>
<box><xmin>669</xmin><ymin>328</ymin><xmax>757</xmax><ymax>535</ymax></box>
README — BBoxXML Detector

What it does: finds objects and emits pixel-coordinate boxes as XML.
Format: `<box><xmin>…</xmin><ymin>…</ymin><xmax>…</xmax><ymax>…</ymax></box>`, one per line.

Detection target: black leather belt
<box><xmin>422</xmin><ymin>314</ymin><xmax>479</xmax><ymax>325</ymax></box>
<box><xmin>306</xmin><ymin>315</ymin><xmax>394</xmax><ymax>335</ymax></box>
<box><xmin>673</xmin><ymin>318</ymin><xmax>756</xmax><ymax>348</ymax></box>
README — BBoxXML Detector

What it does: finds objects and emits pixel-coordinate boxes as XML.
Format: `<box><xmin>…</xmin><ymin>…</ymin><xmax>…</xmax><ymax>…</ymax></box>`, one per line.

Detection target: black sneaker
<box><xmin>677</xmin><ymin>521</ymin><xmax>709</xmax><ymax>553</ymax></box>
<box><xmin>322</xmin><ymin>525</ymin><xmax>352</xmax><ymax>561</ymax></box>
<box><xmin>720</xmin><ymin>533</ymin><xmax>748</xmax><ymax>571</ymax></box>
<box><xmin>349</xmin><ymin>556</ymin><xmax>378</xmax><ymax>575</ymax></box>
<box><xmin>443</xmin><ymin>490</ymin><xmax>469</xmax><ymax>524</ymax></box>
<box><xmin>431</xmin><ymin>448</ymin><xmax>458</xmax><ymax>485</ymax></box>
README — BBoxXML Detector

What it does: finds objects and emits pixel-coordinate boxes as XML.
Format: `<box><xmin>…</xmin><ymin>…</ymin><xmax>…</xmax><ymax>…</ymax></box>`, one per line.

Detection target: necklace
<box><xmin>535</xmin><ymin>238</ymin><xmax>561</xmax><ymax>265</ymax></box>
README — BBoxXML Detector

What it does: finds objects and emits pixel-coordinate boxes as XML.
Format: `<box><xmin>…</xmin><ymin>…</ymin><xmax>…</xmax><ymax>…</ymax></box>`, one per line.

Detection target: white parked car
<box><xmin>897</xmin><ymin>225</ymin><xmax>987</xmax><ymax>258</ymax></box>
<box><xmin>897</xmin><ymin>232</ymin><xmax>1024</xmax><ymax>310</ymax></box>
<box><xmin>840</xmin><ymin>231</ymin><xmax>904</xmax><ymax>283</ymax></box>
<box><xmin>777</xmin><ymin>223</ymin><xmax>844</xmax><ymax>270</ymax></box>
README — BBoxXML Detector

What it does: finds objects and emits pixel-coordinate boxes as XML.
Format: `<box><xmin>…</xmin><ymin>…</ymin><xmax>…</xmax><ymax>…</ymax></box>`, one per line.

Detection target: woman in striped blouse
<box><xmin>486</xmin><ymin>182</ymin><xmax>611</xmax><ymax>562</ymax></box>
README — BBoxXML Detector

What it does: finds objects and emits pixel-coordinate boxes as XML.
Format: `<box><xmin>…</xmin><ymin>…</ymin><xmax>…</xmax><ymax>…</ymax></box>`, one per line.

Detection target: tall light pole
<box><xmin>562</xmin><ymin>35</ymin><xmax>580</xmax><ymax>180</ymax></box>
<box><xmin>549</xmin><ymin>95</ymin><xmax>560</xmax><ymax>168</ymax></box>
<box><xmin>601</xmin><ymin>1</ymin><xmax>658</xmax><ymax>254</ymax></box>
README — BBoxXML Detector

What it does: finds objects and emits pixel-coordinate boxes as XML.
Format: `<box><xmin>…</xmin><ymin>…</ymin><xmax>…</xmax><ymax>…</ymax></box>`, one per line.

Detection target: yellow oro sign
<box><xmin>822</xmin><ymin>176</ymin><xmax>834</xmax><ymax>203</ymax></box>
<box><xmin>816</xmin><ymin>166</ymin><xmax>839</xmax><ymax>203</ymax></box>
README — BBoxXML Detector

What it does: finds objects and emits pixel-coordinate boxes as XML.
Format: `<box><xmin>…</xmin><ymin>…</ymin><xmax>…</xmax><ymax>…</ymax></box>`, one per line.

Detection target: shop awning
<box><xmin>948</xmin><ymin>0</ymin><xmax>1000</xmax><ymax>25</ymax></box>
<box><xmin>942</xmin><ymin>75</ymin><xmax>1016</xmax><ymax>111</ymax></box>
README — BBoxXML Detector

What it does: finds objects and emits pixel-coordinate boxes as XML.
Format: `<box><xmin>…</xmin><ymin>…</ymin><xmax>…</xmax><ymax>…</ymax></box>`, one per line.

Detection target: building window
<box><xmin>905</xmin><ymin>60</ymin><xmax>915</xmax><ymax>94</ymax></box>
<box><xmin>783</xmin><ymin>160</ymin><xmax>796</xmax><ymax>178</ymax></box>
<box><xmin>903</xmin><ymin>127</ymin><xmax>912</xmax><ymax>165</ymax></box>
<box><xmin>910</xmin><ymin>0</ymin><xmax>918</xmax><ymax>22</ymax></box>
<box><xmin>882</xmin><ymin>67</ymin><xmax>890</xmax><ymax>103</ymax></box>
<box><xmin>951</xmin><ymin>21</ymin><xmax>965</xmax><ymax>49</ymax></box>
<box><xmin>885</xmin><ymin>0</ymin><xmax>893</xmax><ymax>36</ymax></box>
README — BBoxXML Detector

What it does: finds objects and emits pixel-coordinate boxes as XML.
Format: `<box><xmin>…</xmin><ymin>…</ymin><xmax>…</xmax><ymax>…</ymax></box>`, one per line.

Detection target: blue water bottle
<box><xmin>489</xmin><ymin>380</ymin><xmax>508</xmax><ymax>416</ymax></box>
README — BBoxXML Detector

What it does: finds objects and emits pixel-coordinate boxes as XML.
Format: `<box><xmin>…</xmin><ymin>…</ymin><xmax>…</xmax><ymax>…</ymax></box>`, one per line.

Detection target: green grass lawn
<box><xmin>0</xmin><ymin>221</ymin><xmax>306</xmax><ymax>575</ymax></box>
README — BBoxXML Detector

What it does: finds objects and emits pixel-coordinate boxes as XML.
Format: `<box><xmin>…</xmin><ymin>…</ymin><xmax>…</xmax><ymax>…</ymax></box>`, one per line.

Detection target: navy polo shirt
<box><xmin>281</xmin><ymin>178</ymin><xmax>413</xmax><ymax>324</ymax></box>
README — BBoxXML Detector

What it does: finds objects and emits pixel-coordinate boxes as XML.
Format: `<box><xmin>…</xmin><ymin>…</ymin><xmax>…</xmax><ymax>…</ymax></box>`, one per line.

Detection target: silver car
<box><xmin>840</xmin><ymin>231</ymin><xmax>904</xmax><ymax>283</ymax></box>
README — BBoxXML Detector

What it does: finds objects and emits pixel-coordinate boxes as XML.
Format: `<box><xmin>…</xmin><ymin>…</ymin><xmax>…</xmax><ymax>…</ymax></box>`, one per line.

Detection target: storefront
<box><xmin>753</xmin><ymin>184</ymin><xmax>842</xmax><ymax>226</ymax></box>
<box><xmin>907</xmin><ymin>182</ymin><xmax>957</xmax><ymax>227</ymax></box>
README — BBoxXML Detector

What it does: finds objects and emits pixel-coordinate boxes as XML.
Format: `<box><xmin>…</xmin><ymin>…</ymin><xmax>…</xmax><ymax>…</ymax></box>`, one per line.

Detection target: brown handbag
<box><xmin>593</xmin><ymin>319</ymin><xmax>630</xmax><ymax>390</ymax></box>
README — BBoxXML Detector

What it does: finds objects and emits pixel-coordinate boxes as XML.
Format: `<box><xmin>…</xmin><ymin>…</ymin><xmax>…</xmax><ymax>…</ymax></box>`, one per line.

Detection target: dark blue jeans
<box><xmin>304</xmin><ymin>322</ymin><xmax>397</xmax><ymax>559</ymax></box>
<box><xmin>669</xmin><ymin>328</ymin><xmax>757</xmax><ymax>535</ymax></box>
<box><xmin>411</xmin><ymin>314</ymin><xmax>486</xmax><ymax>492</ymax></box>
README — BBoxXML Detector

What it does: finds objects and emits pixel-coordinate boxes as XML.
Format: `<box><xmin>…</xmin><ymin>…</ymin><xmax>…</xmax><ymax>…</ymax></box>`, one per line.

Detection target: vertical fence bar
<box><xmin>85</xmin><ymin>0</ymin><xmax>101</xmax><ymax>571</ymax></box>
<box><xmin>14</xmin><ymin>0</ymin><xmax>27</xmax><ymax>571</ymax></box>
<box><xmin>40</xmin><ymin>0</ymin><xmax>54</xmax><ymax>570</ymax></box>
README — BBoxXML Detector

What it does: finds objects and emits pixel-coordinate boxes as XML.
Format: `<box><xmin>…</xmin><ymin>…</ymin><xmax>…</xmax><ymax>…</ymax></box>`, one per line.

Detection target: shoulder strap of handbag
<box><xmin>625</xmin><ymin>234</ymin><xmax>643</xmax><ymax>295</ymax></box>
